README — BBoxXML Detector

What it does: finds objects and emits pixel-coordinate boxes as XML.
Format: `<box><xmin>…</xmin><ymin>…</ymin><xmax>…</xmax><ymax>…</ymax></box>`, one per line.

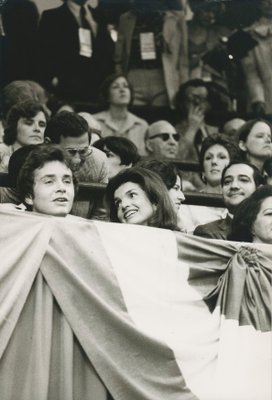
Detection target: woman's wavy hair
<box><xmin>98</xmin><ymin>73</ymin><xmax>133</xmax><ymax>108</ymax></box>
<box><xmin>3</xmin><ymin>100</ymin><xmax>49</xmax><ymax>146</ymax></box>
<box><xmin>106</xmin><ymin>167</ymin><xmax>177</xmax><ymax>230</ymax></box>
<box><xmin>237</xmin><ymin>118</ymin><xmax>272</xmax><ymax>160</ymax></box>
<box><xmin>199</xmin><ymin>133</ymin><xmax>241</xmax><ymax>175</ymax></box>
<box><xmin>137</xmin><ymin>159</ymin><xmax>182</xmax><ymax>190</ymax></box>
<box><xmin>228</xmin><ymin>185</ymin><xmax>272</xmax><ymax>242</ymax></box>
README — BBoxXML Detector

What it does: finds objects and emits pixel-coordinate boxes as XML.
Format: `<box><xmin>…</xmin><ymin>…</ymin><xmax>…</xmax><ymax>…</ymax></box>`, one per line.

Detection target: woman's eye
<box><xmin>39</xmin><ymin>121</ymin><xmax>46</xmax><ymax>128</ymax></box>
<box><xmin>44</xmin><ymin>179</ymin><xmax>53</xmax><ymax>184</ymax></box>
<box><xmin>114</xmin><ymin>199</ymin><xmax>121</xmax><ymax>208</ymax></box>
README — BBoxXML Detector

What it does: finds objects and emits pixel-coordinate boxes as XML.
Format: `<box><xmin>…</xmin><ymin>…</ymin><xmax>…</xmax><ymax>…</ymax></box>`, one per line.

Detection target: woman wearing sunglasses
<box><xmin>106</xmin><ymin>167</ymin><xmax>177</xmax><ymax>230</ymax></box>
<box><xmin>145</xmin><ymin>120</ymin><xmax>180</xmax><ymax>160</ymax></box>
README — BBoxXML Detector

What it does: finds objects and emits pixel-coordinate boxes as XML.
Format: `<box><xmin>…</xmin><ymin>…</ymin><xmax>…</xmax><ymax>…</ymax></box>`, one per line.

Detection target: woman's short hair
<box><xmin>228</xmin><ymin>185</ymin><xmax>272</xmax><ymax>242</ymax></box>
<box><xmin>93</xmin><ymin>136</ymin><xmax>140</xmax><ymax>166</ymax></box>
<box><xmin>106</xmin><ymin>167</ymin><xmax>177</xmax><ymax>230</ymax></box>
<box><xmin>98</xmin><ymin>73</ymin><xmax>133</xmax><ymax>108</ymax></box>
<box><xmin>3</xmin><ymin>100</ymin><xmax>49</xmax><ymax>146</ymax></box>
<box><xmin>137</xmin><ymin>159</ymin><xmax>182</xmax><ymax>190</ymax></box>
<box><xmin>199</xmin><ymin>133</ymin><xmax>241</xmax><ymax>173</ymax></box>
<box><xmin>237</xmin><ymin>118</ymin><xmax>272</xmax><ymax>158</ymax></box>
<box><xmin>17</xmin><ymin>144</ymin><xmax>73</xmax><ymax>207</ymax></box>
<box><xmin>1</xmin><ymin>80</ymin><xmax>49</xmax><ymax>119</ymax></box>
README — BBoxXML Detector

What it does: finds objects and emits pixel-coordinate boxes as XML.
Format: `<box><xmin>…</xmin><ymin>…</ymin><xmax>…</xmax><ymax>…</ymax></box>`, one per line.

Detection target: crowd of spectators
<box><xmin>0</xmin><ymin>0</ymin><xmax>272</xmax><ymax>244</ymax></box>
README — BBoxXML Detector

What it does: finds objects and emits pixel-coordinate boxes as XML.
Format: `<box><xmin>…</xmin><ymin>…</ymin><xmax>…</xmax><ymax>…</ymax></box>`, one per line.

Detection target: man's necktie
<box><xmin>80</xmin><ymin>6</ymin><xmax>90</xmax><ymax>29</ymax></box>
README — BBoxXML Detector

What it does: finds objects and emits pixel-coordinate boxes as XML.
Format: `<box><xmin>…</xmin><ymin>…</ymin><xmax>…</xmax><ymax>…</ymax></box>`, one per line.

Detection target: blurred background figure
<box><xmin>78</xmin><ymin>111</ymin><xmax>102</xmax><ymax>144</ymax></box>
<box><xmin>94</xmin><ymin>73</ymin><xmax>148</xmax><ymax>155</ymax></box>
<box><xmin>175</xmin><ymin>79</ymin><xmax>230</xmax><ymax>162</ymax></box>
<box><xmin>238</xmin><ymin>118</ymin><xmax>272</xmax><ymax>172</ymax></box>
<box><xmin>0</xmin><ymin>100</ymin><xmax>49</xmax><ymax>172</ymax></box>
<box><xmin>106</xmin><ymin>166</ymin><xmax>177</xmax><ymax>229</ymax></box>
<box><xmin>222</xmin><ymin>115</ymin><xmax>246</xmax><ymax>142</ymax></box>
<box><xmin>187</xmin><ymin>0</ymin><xmax>230</xmax><ymax>87</ymax></box>
<box><xmin>229</xmin><ymin>184</ymin><xmax>272</xmax><ymax>244</ymax></box>
<box><xmin>38</xmin><ymin>0</ymin><xmax>114</xmax><ymax>103</ymax></box>
<box><xmin>114</xmin><ymin>0</ymin><xmax>188</xmax><ymax>108</ymax></box>
<box><xmin>145</xmin><ymin>120</ymin><xmax>179</xmax><ymax>160</ymax></box>
<box><xmin>93</xmin><ymin>136</ymin><xmax>140</xmax><ymax>178</ymax></box>
<box><xmin>240</xmin><ymin>0</ymin><xmax>272</xmax><ymax>114</ymax></box>
<box><xmin>263</xmin><ymin>157</ymin><xmax>272</xmax><ymax>185</ymax></box>
<box><xmin>1</xmin><ymin>0</ymin><xmax>39</xmax><ymax>87</ymax></box>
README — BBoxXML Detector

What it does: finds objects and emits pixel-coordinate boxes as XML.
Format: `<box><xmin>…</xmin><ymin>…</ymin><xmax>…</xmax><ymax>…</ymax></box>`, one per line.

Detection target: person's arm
<box><xmin>240</xmin><ymin>49</ymin><xmax>266</xmax><ymax>114</ymax></box>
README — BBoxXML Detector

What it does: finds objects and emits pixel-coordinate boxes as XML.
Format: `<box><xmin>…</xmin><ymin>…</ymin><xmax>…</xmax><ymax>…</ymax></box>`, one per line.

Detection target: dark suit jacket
<box><xmin>38</xmin><ymin>4</ymin><xmax>114</xmax><ymax>101</ymax></box>
<box><xmin>193</xmin><ymin>215</ymin><xmax>232</xmax><ymax>240</ymax></box>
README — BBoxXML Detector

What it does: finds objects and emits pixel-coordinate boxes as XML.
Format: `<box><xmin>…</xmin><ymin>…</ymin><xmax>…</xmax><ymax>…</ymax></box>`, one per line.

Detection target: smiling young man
<box><xmin>17</xmin><ymin>145</ymin><xmax>75</xmax><ymax>217</ymax></box>
<box><xmin>193</xmin><ymin>161</ymin><xmax>264</xmax><ymax>239</ymax></box>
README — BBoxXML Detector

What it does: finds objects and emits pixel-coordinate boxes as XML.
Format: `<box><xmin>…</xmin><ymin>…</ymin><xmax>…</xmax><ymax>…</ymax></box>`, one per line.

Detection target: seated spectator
<box><xmin>106</xmin><ymin>167</ymin><xmax>177</xmax><ymax>230</ymax></box>
<box><xmin>0</xmin><ymin>145</ymin><xmax>36</xmax><ymax>204</ymax></box>
<box><xmin>178</xmin><ymin>134</ymin><xmax>240</xmax><ymax>231</ymax></box>
<box><xmin>263</xmin><ymin>157</ymin><xmax>272</xmax><ymax>185</ymax></box>
<box><xmin>238</xmin><ymin>118</ymin><xmax>272</xmax><ymax>172</ymax></box>
<box><xmin>78</xmin><ymin>112</ymin><xmax>102</xmax><ymax>144</ymax></box>
<box><xmin>175</xmin><ymin>79</ymin><xmax>220</xmax><ymax>162</ymax></box>
<box><xmin>44</xmin><ymin>111</ymin><xmax>108</xmax><ymax>219</ymax></box>
<box><xmin>240</xmin><ymin>0</ymin><xmax>272</xmax><ymax>115</ymax></box>
<box><xmin>15</xmin><ymin>144</ymin><xmax>75</xmax><ymax>217</ymax></box>
<box><xmin>229</xmin><ymin>185</ymin><xmax>272</xmax><ymax>244</ymax></box>
<box><xmin>199</xmin><ymin>134</ymin><xmax>240</xmax><ymax>194</ymax></box>
<box><xmin>93</xmin><ymin>136</ymin><xmax>140</xmax><ymax>178</ymax></box>
<box><xmin>222</xmin><ymin>116</ymin><xmax>246</xmax><ymax>142</ymax></box>
<box><xmin>1</xmin><ymin>80</ymin><xmax>50</xmax><ymax>122</ymax></box>
<box><xmin>93</xmin><ymin>73</ymin><xmax>148</xmax><ymax>156</ymax></box>
<box><xmin>145</xmin><ymin>120</ymin><xmax>179</xmax><ymax>159</ymax></box>
<box><xmin>137</xmin><ymin>159</ymin><xmax>186</xmax><ymax>231</ymax></box>
<box><xmin>194</xmin><ymin>161</ymin><xmax>264</xmax><ymax>240</ymax></box>
<box><xmin>0</xmin><ymin>80</ymin><xmax>50</xmax><ymax>143</ymax></box>
<box><xmin>0</xmin><ymin>100</ymin><xmax>49</xmax><ymax>172</ymax></box>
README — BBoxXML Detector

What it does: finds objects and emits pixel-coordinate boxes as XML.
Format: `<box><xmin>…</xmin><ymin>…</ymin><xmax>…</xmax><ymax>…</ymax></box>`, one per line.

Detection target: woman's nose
<box><xmin>179</xmin><ymin>190</ymin><xmax>185</xmax><ymax>202</ymax></box>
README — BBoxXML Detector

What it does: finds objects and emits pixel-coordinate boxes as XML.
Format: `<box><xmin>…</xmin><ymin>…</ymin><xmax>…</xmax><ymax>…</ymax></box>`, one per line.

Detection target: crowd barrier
<box><xmin>0</xmin><ymin>209</ymin><xmax>271</xmax><ymax>400</ymax></box>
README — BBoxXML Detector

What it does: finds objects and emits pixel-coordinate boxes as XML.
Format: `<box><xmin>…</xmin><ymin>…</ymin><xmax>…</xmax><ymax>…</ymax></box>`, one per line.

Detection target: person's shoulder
<box><xmin>194</xmin><ymin>218</ymin><xmax>222</xmax><ymax>236</ymax></box>
<box><xmin>0</xmin><ymin>143</ymin><xmax>11</xmax><ymax>155</ymax></box>
<box><xmin>93</xmin><ymin>110</ymin><xmax>108</xmax><ymax>121</ymax></box>
<box><xmin>127</xmin><ymin>111</ymin><xmax>148</xmax><ymax>127</ymax></box>
<box><xmin>40</xmin><ymin>4</ymin><xmax>67</xmax><ymax>20</ymax></box>
<box><xmin>90</xmin><ymin>146</ymin><xmax>107</xmax><ymax>162</ymax></box>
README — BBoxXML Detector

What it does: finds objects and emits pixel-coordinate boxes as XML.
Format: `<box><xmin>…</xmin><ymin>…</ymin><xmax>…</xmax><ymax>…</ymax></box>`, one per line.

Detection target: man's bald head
<box><xmin>145</xmin><ymin>120</ymin><xmax>180</xmax><ymax>159</ymax></box>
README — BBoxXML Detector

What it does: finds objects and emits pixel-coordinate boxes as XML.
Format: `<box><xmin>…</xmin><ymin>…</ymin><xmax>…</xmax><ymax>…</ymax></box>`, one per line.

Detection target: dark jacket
<box><xmin>193</xmin><ymin>215</ymin><xmax>232</xmax><ymax>240</ymax></box>
<box><xmin>38</xmin><ymin>3</ymin><xmax>114</xmax><ymax>101</ymax></box>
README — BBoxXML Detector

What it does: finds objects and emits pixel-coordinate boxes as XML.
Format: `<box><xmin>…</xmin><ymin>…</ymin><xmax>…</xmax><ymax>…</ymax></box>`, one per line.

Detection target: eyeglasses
<box><xmin>148</xmin><ymin>133</ymin><xmax>180</xmax><ymax>142</ymax></box>
<box><xmin>64</xmin><ymin>146</ymin><xmax>93</xmax><ymax>158</ymax></box>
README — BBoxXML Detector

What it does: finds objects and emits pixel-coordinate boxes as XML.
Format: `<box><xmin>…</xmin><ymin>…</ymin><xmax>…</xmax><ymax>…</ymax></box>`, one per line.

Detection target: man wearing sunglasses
<box><xmin>44</xmin><ymin>111</ymin><xmax>108</xmax><ymax>219</ymax></box>
<box><xmin>145</xmin><ymin>120</ymin><xmax>180</xmax><ymax>160</ymax></box>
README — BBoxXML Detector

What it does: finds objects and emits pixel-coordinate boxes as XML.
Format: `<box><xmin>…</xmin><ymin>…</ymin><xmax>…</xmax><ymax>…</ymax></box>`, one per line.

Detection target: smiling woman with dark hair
<box><xmin>229</xmin><ymin>185</ymin><xmax>272</xmax><ymax>244</ymax></box>
<box><xmin>106</xmin><ymin>167</ymin><xmax>177</xmax><ymax>230</ymax></box>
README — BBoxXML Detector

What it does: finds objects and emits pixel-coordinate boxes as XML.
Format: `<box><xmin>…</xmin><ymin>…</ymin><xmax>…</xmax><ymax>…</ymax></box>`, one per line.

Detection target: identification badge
<box><xmin>140</xmin><ymin>32</ymin><xmax>156</xmax><ymax>60</ymax></box>
<box><xmin>78</xmin><ymin>28</ymin><xmax>92</xmax><ymax>58</ymax></box>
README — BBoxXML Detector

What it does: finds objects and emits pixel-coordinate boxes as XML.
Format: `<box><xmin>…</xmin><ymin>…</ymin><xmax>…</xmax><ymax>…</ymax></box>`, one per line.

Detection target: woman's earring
<box><xmin>201</xmin><ymin>173</ymin><xmax>207</xmax><ymax>183</ymax></box>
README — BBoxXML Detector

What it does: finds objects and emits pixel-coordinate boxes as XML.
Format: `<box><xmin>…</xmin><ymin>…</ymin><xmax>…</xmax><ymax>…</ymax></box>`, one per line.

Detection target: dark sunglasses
<box><xmin>149</xmin><ymin>133</ymin><xmax>180</xmax><ymax>142</ymax></box>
